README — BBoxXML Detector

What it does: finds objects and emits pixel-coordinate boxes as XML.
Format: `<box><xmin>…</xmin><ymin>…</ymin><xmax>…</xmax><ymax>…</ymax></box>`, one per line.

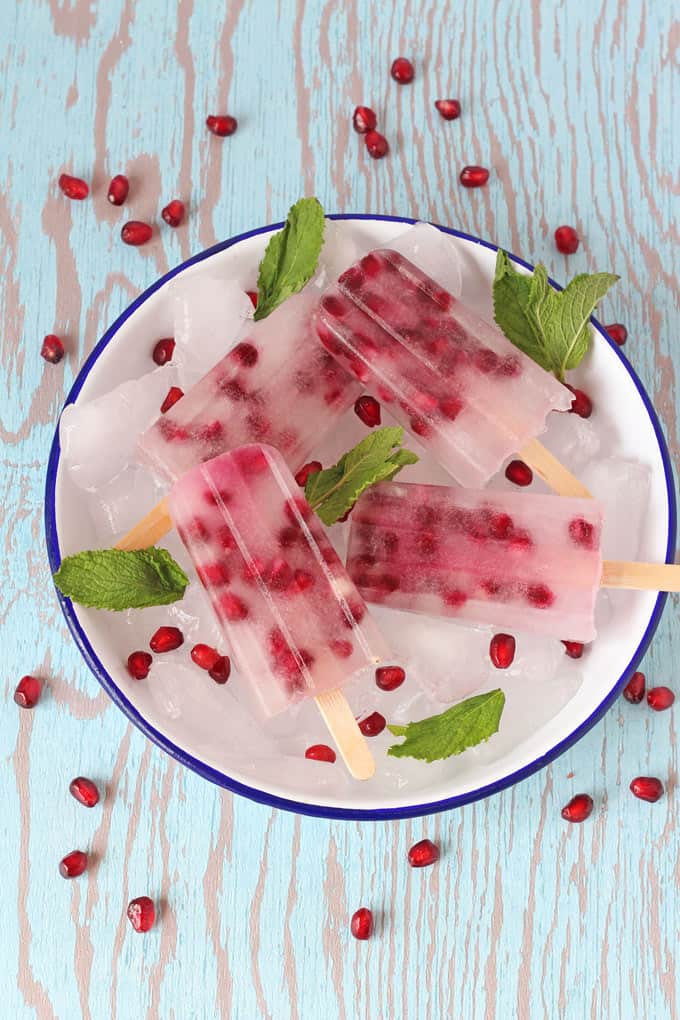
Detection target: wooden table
<box><xmin>3</xmin><ymin>3</ymin><xmax>678</xmax><ymax>1017</ymax></box>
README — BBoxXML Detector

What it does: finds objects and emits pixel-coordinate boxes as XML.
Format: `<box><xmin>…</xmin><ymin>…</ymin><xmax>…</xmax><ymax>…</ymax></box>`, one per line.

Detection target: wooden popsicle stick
<box><xmin>601</xmin><ymin>560</ymin><xmax>680</xmax><ymax>592</ymax></box>
<box><xmin>116</xmin><ymin>498</ymin><xmax>172</xmax><ymax>551</ymax></box>
<box><xmin>519</xmin><ymin>438</ymin><xmax>592</xmax><ymax>499</ymax></box>
<box><xmin>314</xmin><ymin>689</ymin><xmax>376</xmax><ymax>780</ymax></box>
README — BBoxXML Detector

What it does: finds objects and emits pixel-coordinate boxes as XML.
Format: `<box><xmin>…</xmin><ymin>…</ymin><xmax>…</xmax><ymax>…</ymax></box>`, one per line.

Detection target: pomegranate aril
<box><xmin>127</xmin><ymin>895</ymin><xmax>156</xmax><ymax>932</ymax></box>
<box><xmin>219</xmin><ymin>593</ymin><xmax>249</xmax><ymax>621</ymax></box>
<box><xmin>69</xmin><ymin>777</ymin><xmax>100</xmax><ymax>808</ymax></box>
<box><xmin>460</xmin><ymin>165</ymin><xmax>489</xmax><ymax>187</ymax></box>
<box><xmin>14</xmin><ymin>675</ymin><xmax>42</xmax><ymax>709</ymax></box>
<box><xmin>152</xmin><ymin>336</ymin><xmax>175</xmax><ymax>366</ymax></box>
<box><xmin>526</xmin><ymin>583</ymin><xmax>554</xmax><ymax>608</ymax></box>
<box><xmin>41</xmin><ymin>334</ymin><xmax>65</xmax><ymax>364</ymax></box>
<box><xmin>246</xmin><ymin>290</ymin><xmax>258</xmax><ymax>308</ymax></box>
<box><xmin>365</xmin><ymin>130</ymin><xmax>389</xmax><ymax>159</ymax></box>
<box><xmin>350</xmin><ymin>907</ymin><xmax>373</xmax><ymax>940</ymax></box>
<box><xmin>149</xmin><ymin>626</ymin><xmax>184</xmax><ymax>653</ymax></box>
<box><xmin>209</xmin><ymin>655</ymin><xmax>231</xmax><ymax>684</ymax></box>
<box><xmin>352</xmin><ymin>105</ymin><xmax>377</xmax><ymax>134</ymax></box>
<box><xmin>160</xmin><ymin>386</ymin><xmax>184</xmax><ymax>413</ymax></box>
<box><xmin>489</xmin><ymin>633</ymin><xmax>516</xmax><ymax>669</ymax></box>
<box><xmin>59</xmin><ymin>850</ymin><xmax>88</xmax><ymax>878</ymax></box>
<box><xmin>435</xmin><ymin>98</ymin><xmax>461</xmax><ymax>120</ymax></box>
<box><xmin>646</xmin><ymin>686</ymin><xmax>674</xmax><ymax>712</ymax></box>
<box><xmin>376</xmin><ymin>665</ymin><xmax>406</xmax><ymax>691</ymax></box>
<box><xmin>305</xmin><ymin>744</ymin><xmax>336</xmax><ymax>763</ymax></box>
<box><xmin>191</xmin><ymin>643</ymin><xmax>220</xmax><ymax>671</ymax></box>
<box><xmin>354</xmin><ymin>394</ymin><xmax>381</xmax><ymax>428</ymax></box>
<box><xmin>562</xmin><ymin>641</ymin><xmax>584</xmax><ymax>659</ymax></box>
<box><xmin>390</xmin><ymin>57</ymin><xmax>414</xmax><ymax>84</ymax></box>
<box><xmin>605</xmin><ymin>322</ymin><xmax>627</xmax><ymax>346</ymax></box>
<box><xmin>622</xmin><ymin>670</ymin><xmax>646</xmax><ymax>704</ymax></box>
<box><xmin>629</xmin><ymin>776</ymin><xmax>664</xmax><ymax>803</ymax></box>
<box><xmin>58</xmin><ymin>173</ymin><xmax>89</xmax><ymax>200</ymax></box>
<box><xmin>233</xmin><ymin>341</ymin><xmax>259</xmax><ymax>367</ymax></box>
<box><xmin>505</xmin><ymin>459</ymin><xmax>533</xmax><ymax>487</ymax></box>
<box><xmin>330</xmin><ymin>639</ymin><xmax>353</xmax><ymax>659</ymax></box>
<box><xmin>295</xmin><ymin>460</ymin><xmax>322</xmax><ymax>487</ymax></box>
<box><xmin>408</xmin><ymin>838</ymin><xmax>440</xmax><ymax>868</ymax></box>
<box><xmin>569</xmin><ymin>517</ymin><xmax>595</xmax><ymax>548</ymax></box>
<box><xmin>121</xmin><ymin>220</ymin><xmax>152</xmax><ymax>246</ymax></box>
<box><xmin>561</xmin><ymin>793</ymin><xmax>594</xmax><ymax>822</ymax></box>
<box><xmin>162</xmin><ymin>199</ymin><xmax>185</xmax><ymax>227</ymax></box>
<box><xmin>358</xmin><ymin>711</ymin><xmax>386</xmax><ymax>737</ymax></box>
<box><xmin>565</xmin><ymin>384</ymin><xmax>593</xmax><ymax>418</ymax></box>
<box><xmin>107</xmin><ymin>174</ymin><xmax>129</xmax><ymax>205</ymax></box>
<box><xmin>554</xmin><ymin>225</ymin><xmax>579</xmax><ymax>255</ymax></box>
<box><xmin>206</xmin><ymin>114</ymin><xmax>237</xmax><ymax>137</ymax></box>
<box><xmin>127</xmin><ymin>650</ymin><xmax>152</xmax><ymax>680</ymax></box>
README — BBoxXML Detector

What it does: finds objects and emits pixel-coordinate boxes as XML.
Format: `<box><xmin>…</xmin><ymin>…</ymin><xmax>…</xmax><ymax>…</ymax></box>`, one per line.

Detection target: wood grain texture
<box><xmin>1</xmin><ymin>1</ymin><xmax>678</xmax><ymax>1017</ymax></box>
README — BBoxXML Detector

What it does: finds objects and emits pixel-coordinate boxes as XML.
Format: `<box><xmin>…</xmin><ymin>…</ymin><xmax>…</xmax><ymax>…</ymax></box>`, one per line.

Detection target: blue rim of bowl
<box><xmin>44</xmin><ymin>214</ymin><xmax>677</xmax><ymax>821</ymax></box>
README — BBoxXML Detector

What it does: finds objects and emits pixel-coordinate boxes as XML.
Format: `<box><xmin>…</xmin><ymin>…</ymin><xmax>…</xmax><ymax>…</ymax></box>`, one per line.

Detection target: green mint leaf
<box><xmin>253</xmin><ymin>197</ymin><xmax>326</xmax><ymax>320</ymax></box>
<box><xmin>492</xmin><ymin>250</ymin><xmax>547</xmax><ymax>368</ymax></box>
<box><xmin>386</xmin><ymin>689</ymin><xmax>506</xmax><ymax>763</ymax></box>
<box><xmin>305</xmin><ymin>426</ymin><xmax>418</xmax><ymax>526</ymax></box>
<box><xmin>53</xmin><ymin>547</ymin><xmax>189</xmax><ymax>611</ymax></box>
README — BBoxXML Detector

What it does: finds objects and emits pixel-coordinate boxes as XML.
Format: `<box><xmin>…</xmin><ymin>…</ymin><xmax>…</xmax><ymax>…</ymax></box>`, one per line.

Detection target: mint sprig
<box><xmin>304</xmin><ymin>426</ymin><xmax>418</xmax><ymax>526</ymax></box>
<box><xmin>387</xmin><ymin>689</ymin><xmax>506</xmax><ymax>763</ymax></box>
<box><xmin>493</xmin><ymin>249</ymin><xmax>618</xmax><ymax>381</ymax></box>
<box><xmin>53</xmin><ymin>548</ymin><xmax>189</xmax><ymax>611</ymax></box>
<box><xmin>253</xmin><ymin>197</ymin><xmax>326</xmax><ymax>321</ymax></box>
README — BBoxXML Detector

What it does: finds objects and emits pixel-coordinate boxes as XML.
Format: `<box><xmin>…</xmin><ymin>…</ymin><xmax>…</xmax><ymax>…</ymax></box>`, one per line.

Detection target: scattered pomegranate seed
<box><xmin>408</xmin><ymin>838</ymin><xmax>440</xmax><ymax>868</ymax></box>
<box><xmin>190</xmin><ymin>644</ymin><xmax>220</xmax><ymax>671</ymax></box>
<box><xmin>365</xmin><ymin>130</ymin><xmax>389</xmax><ymax>159</ymax></box>
<box><xmin>152</xmin><ymin>337</ymin><xmax>175</xmax><ymax>366</ymax></box>
<box><xmin>622</xmin><ymin>671</ymin><xmax>646</xmax><ymax>704</ymax></box>
<box><xmin>305</xmin><ymin>744</ymin><xmax>337</xmax><ymax>763</ymax></box>
<box><xmin>121</xmin><ymin>221</ymin><xmax>153</xmax><ymax>246</ymax></box>
<box><xmin>58</xmin><ymin>173</ymin><xmax>89</xmax><ymax>200</ymax></box>
<box><xmin>391</xmin><ymin>57</ymin><xmax>415</xmax><ymax>84</ymax></box>
<box><xmin>127</xmin><ymin>895</ymin><xmax>156</xmax><ymax>932</ymax></box>
<box><xmin>505</xmin><ymin>459</ymin><xmax>533</xmax><ymax>486</ymax></box>
<box><xmin>246</xmin><ymin>290</ymin><xmax>258</xmax><ymax>308</ymax></box>
<box><xmin>59</xmin><ymin>850</ymin><xmax>88</xmax><ymax>878</ymax></box>
<box><xmin>160</xmin><ymin>386</ymin><xmax>184</xmax><ymax>413</ymax></box>
<box><xmin>352</xmin><ymin>105</ymin><xmax>377</xmax><ymax>134</ymax></box>
<box><xmin>376</xmin><ymin>665</ymin><xmax>406</xmax><ymax>691</ymax></box>
<box><xmin>295</xmin><ymin>460</ymin><xmax>322</xmax><ymax>487</ymax></box>
<box><xmin>605</xmin><ymin>323</ymin><xmax>627</xmax><ymax>346</ymax></box>
<box><xmin>41</xmin><ymin>334</ymin><xmax>65</xmax><ymax>364</ymax></box>
<box><xmin>14</xmin><ymin>675</ymin><xmax>42</xmax><ymax>709</ymax></box>
<box><xmin>107</xmin><ymin>174</ymin><xmax>129</xmax><ymax>205</ymax></box>
<box><xmin>126</xmin><ymin>650</ymin><xmax>152</xmax><ymax>680</ymax></box>
<box><xmin>358</xmin><ymin>712</ymin><xmax>386</xmax><ymax>737</ymax></box>
<box><xmin>350</xmin><ymin>907</ymin><xmax>374</xmax><ymax>940</ymax></box>
<box><xmin>460</xmin><ymin>165</ymin><xmax>489</xmax><ymax>187</ymax></box>
<box><xmin>565</xmin><ymin>384</ymin><xmax>593</xmax><ymax>419</ymax></box>
<box><xmin>69</xmin><ymin>777</ymin><xmax>100</xmax><ymax>808</ymax></box>
<box><xmin>209</xmin><ymin>655</ymin><xmax>231</xmax><ymax>684</ymax></box>
<box><xmin>560</xmin><ymin>793</ymin><xmax>594</xmax><ymax>822</ymax></box>
<box><xmin>206</xmin><ymin>114</ymin><xmax>237</xmax><ymax>137</ymax></box>
<box><xmin>629</xmin><ymin>776</ymin><xmax>664</xmax><ymax>803</ymax></box>
<box><xmin>149</xmin><ymin>626</ymin><xmax>184</xmax><ymax>653</ymax></box>
<box><xmin>162</xmin><ymin>199</ymin><xmax>185</xmax><ymax>228</ymax></box>
<box><xmin>489</xmin><ymin>633</ymin><xmax>516</xmax><ymax>669</ymax></box>
<box><xmin>554</xmin><ymin>225</ymin><xmax>579</xmax><ymax>255</ymax></box>
<box><xmin>354</xmin><ymin>395</ymin><xmax>382</xmax><ymax>428</ymax></box>
<box><xmin>647</xmin><ymin>686</ymin><xmax>675</xmax><ymax>712</ymax></box>
<box><xmin>562</xmin><ymin>641</ymin><xmax>584</xmax><ymax>659</ymax></box>
<box><xmin>435</xmin><ymin>98</ymin><xmax>461</xmax><ymax>120</ymax></box>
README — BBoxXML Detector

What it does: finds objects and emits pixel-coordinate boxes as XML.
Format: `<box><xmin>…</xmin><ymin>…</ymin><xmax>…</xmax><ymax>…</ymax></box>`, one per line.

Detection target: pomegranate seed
<box><xmin>107</xmin><ymin>174</ymin><xmax>129</xmax><ymax>205</ymax></box>
<box><xmin>435</xmin><ymin>98</ymin><xmax>461</xmax><ymax>120</ymax></box>
<box><xmin>390</xmin><ymin>57</ymin><xmax>414</xmax><ymax>84</ymax></box>
<box><xmin>127</xmin><ymin>895</ymin><xmax>156</xmax><ymax>932</ymax></box>
<box><xmin>352</xmin><ymin>106</ymin><xmax>377</xmax><ymax>134</ymax></box>
<box><xmin>460</xmin><ymin>165</ymin><xmax>489</xmax><ymax>187</ymax></box>
<box><xmin>162</xmin><ymin>199</ymin><xmax>185</xmax><ymax>227</ymax></box>
<box><xmin>59</xmin><ymin>850</ymin><xmax>88</xmax><ymax>878</ymax></box>
<box><xmin>206</xmin><ymin>114</ymin><xmax>237</xmax><ymax>137</ymax></box>
<box><xmin>305</xmin><ymin>744</ymin><xmax>336</xmax><ymax>763</ymax></box>
<box><xmin>630</xmin><ymin>776</ymin><xmax>664</xmax><ymax>803</ymax></box>
<box><xmin>622</xmin><ymin>671</ymin><xmax>646</xmax><ymax>704</ymax></box>
<box><xmin>647</xmin><ymin>686</ymin><xmax>674</xmax><ymax>712</ymax></box>
<box><xmin>365</xmin><ymin>130</ymin><xmax>389</xmax><ymax>159</ymax></box>
<box><xmin>246</xmin><ymin>290</ymin><xmax>258</xmax><ymax>308</ymax></box>
<box><xmin>126</xmin><ymin>651</ymin><xmax>152</xmax><ymax>680</ymax></box>
<box><xmin>149</xmin><ymin>626</ymin><xmax>184</xmax><ymax>653</ymax></box>
<box><xmin>209</xmin><ymin>655</ymin><xmax>231</xmax><ymax>684</ymax></box>
<box><xmin>569</xmin><ymin>517</ymin><xmax>595</xmax><ymax>549</ymax></box>
<box><xmin>152</xmin><ymin>337</ymin><xmax>175</xmax><ymax>366</ymax></box>
<box><xmin>354</xmin><ymin>394</ymin><xmax>382</xmax><ymax>428</ymax></box>
<box><xmin>408</xmin><ymin>838</ymin><xmax>440</xmax><ymax>868</ymax></box>
<box><xmin>121</xmin><ymin>220</ymin><xmax>153</xmax><ymax>246</ymax></box>
<box><xmin>554</xmin><ymin>225</ymin><xmax>579</xmax><ymax>255</ymax></box>
<box><xmin>358</xmin><ymin>711</ymin><xmax>386</xmax><ymax>737</ymax></box>
<box><xmin>562</xmin><ymin>640</ymin><xmax>584</xmax><ymax>659</ymax></box>
<box><xmin>160</xmin><ymin>386</ymin><xmax>184</xmax><ymax>413</ymax></box>
<box><xmin>489</xmin><ymin>633</ymin><xmax>516</xmax><ymax>669</ymax></box>
<box><xmin>219</xmin><ymin>593</ymin><xmax>249</xmax><ymax>621</ymax></box>
<box><xmin>605</xmin><ymin>322</ymin><xmax>627</xmax><ymax>346</ymax></box>
<box><xmin>295</xmin><ymin>460</ymin><xmax>322</xmax><ymax>487</ymax></box>
<box><xmin>14</xmin><ymin>675</ymin><xmax>42</xmax><ymax>709</ymax></box>
<box><xmin>69</xmin><ymin>777</ymin><xmax>100</xmax><ymax>808</ymax></box>
<box><xmin>505</xmin><ymin>459</ymin><xmax>533</xmax><ymax>486</ymax></box>
<box><xmin>376</xmin><ymin>665</ymin><xmax>406</xmax><ymax>691</ymax></box>
<box><xmin>565</xmin><ymin>384</ymin><xmax>593</xmax><ymax>418</ymax></box>
<box><xmin>560</xmin><ymin>793</ymin><xmax>594</xmax><ymax>822</ymax></box>
<box><xmin>350</xmin><ymin>907</ymin><xmax>373</xmax><ymax>940</ymax></box>
<box><xmin>40</xmin><ymin>334</ymin><xmax>65</xmax><ymax>364</ymax></box>
<box><xmin>58</xmin><ymin>173</ymin><xmax>89</xmax><ymax>200</ymax></box>
<box><xmin>191</xmin><ymin>644</ymin><xmax>220</xmax><ymax>671</ymax></box>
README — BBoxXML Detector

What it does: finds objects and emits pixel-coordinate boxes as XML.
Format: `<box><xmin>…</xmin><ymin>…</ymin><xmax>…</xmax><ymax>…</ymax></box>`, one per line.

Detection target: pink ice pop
<box><xmin>315</xmin><ymin>249</ymin><xmax>573</xmax><ymax>488</ymax></box>
<box><xmin>167</xmin><ymin>444</ymin><xmax>390</xmax><ymax>718</ymax></box>
<box><xmin>346</xmin><ymin>480</ymin><xmax>603</xmax><ymax>641</ymax></box>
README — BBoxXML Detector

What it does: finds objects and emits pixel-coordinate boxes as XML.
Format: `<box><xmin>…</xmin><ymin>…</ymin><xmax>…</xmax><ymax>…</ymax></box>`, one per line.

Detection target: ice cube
<box><xmin>387</xmin><ymin>222</ymin><xmax>463</xmax><ymax>298</ymax></box>
<box><xmin>171</xmin><ymin>273</ymin><xmax>252</xmax><ymax>388</ymax></box>
<box><xmin>581</xmin><ymin>457</ymin><xmax>651</xmax><ymax>560</ymax></box>
<box><xmin>541</xmin><ymin>410</ymin><xmax>601</xmax><ymax>471</ymax></box>
<box><xmin>94</xmin><ymin>466</ymin><xmax>168</xmax><ymax>541</ymax></box>
<box><xmin>312</xmin><ymin>219</ymin><xmax>365</xmax><ymax>288</ymax></box>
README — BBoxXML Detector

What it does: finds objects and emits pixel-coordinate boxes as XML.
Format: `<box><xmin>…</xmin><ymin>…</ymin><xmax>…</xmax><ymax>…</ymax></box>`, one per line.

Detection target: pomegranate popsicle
<box><xmin>315</xmin><ymin>249</ymin><xmax>574</xmax><ymax>489</ymax></box>
<box><xmin>347</xmin><ymin>480</ymin><xmax>603</xmax><ymax>641</ymax></box>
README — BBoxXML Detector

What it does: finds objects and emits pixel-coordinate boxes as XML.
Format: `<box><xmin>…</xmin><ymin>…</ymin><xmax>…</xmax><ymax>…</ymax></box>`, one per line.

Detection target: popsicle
<box><xmin>346</xmin><ymin>480</ymin><xmax>680</xmax><ymax>641</ymax></box>
<box><xmin>167</xmin><ymin>444</ymin><xmax>392</xmax><ymax>778</ymax></box>
<box><xmin>314</xmin><ymin>248</ymin><xmax>588</xmax><ymax>496</ymax></box>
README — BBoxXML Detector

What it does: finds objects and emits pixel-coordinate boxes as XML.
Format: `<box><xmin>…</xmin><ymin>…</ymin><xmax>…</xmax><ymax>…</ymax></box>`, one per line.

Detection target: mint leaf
<box><xmin>386</xmin><ymin>689</ymin><xmax>506</xmax><ymax>763</ymax></box>
<box><xmin>492</xmin><ymin>250</ymin><xmax>544</xmax><ymax>364</ymax></box>
<box><xmin>305</xmin><ymin>426</ymin><xmax>418</xmax><ymax>526</ymax></box>
<box><xmin>53</xmin><ymin>547</ymin><xmax>189</xmax><ymax>611</ymax></box>
<box><xmin>253</xmin><ymin>197</ymin><xmax>326</xmax><ymax>320</ymax></box>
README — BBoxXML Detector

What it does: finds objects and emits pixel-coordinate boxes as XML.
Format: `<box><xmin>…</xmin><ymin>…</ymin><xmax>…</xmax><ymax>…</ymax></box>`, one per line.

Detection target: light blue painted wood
<box><xmin>1</xmin><ymin>2</ymin><xmax>678</xmax><ymax>1018</ymax></box>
